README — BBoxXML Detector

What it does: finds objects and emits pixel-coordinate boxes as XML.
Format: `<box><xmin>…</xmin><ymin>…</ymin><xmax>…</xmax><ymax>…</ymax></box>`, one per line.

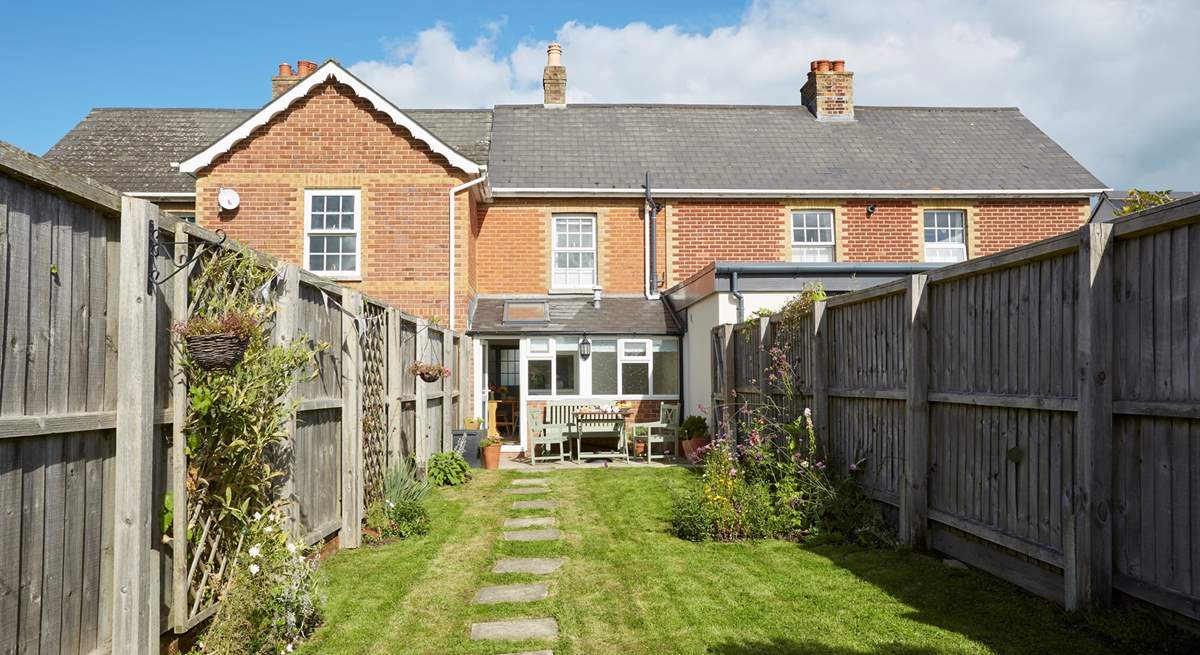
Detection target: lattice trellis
<box><xmin>360</xmin><ymin>302</ymin><xmax>388</xmax><ymax>508</ymax></box>
<box><xmin>183</xmin><ymin>502</ymin><xmax>244</xmax><ymax>628</ymax></box>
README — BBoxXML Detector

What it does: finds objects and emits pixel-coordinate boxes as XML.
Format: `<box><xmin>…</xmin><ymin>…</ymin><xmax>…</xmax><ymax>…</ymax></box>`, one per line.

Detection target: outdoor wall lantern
<box><xmin>579</xmin><ymin>335</ymin><xmax>592</xmax><ymax>360</ymax></box>
<box><xmin>866</xmin><ymin>204</ymin><xmax>877</xmax><ymax>217</ymax></box>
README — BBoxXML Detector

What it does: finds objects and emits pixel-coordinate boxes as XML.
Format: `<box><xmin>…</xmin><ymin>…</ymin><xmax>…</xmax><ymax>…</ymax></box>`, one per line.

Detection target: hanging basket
<box><xmin>410</xmin><ymin>361</ymin><xmax>450</xmax><ymax>383</ymax></box>
<box><xmin>185</xmin><ymin>333</ymin><xmax>250</xmax><ymax>370</ymax></box>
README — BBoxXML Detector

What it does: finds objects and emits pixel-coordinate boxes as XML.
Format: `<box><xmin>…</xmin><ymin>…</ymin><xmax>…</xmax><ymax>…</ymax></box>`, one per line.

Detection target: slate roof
<box><xmin>43</xmin><ymin>108</ymin><xmax>492</xmax><ymax>194</ymax></box>
<box><xmin>486</xmin><ymin>104</ymin><xmax>1105</xmax><ymax>192</ymax></box>
<box><xmin>470</xmin><ymin>296</ymin><xmax>681</xmax><ymax>335</ymax></box>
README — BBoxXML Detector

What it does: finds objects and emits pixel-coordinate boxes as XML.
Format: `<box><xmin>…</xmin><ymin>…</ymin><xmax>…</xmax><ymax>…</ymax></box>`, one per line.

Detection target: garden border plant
<box><xmin>671</xmin><ymin>282</ymin><xmax>894</xmax><ymax>546</ymax></box>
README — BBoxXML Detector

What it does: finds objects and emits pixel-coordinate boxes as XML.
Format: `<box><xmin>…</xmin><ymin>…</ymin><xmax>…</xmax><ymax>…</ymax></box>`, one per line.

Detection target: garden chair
<box><xmin>528</xmin><ymin>408</ymin><xmax>570</xmax><ymax>464</ymax></box>
<box><xmin>632</xmin><ymin>402</ymin><xmax>680</xmax><ymax>462</ymax></box>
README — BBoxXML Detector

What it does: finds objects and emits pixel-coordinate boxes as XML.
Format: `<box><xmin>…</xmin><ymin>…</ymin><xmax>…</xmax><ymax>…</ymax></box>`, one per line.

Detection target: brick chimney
<box><xmin>801</xmin><ymin>59</ymin><xmax>854</xmax><ymax>121</ymax></box>
<box><xmin>542</xmin><ymin>43</ymin><xmax>567</xmax><ymax>107</ymax></box>
<box><xmin>272</xmin><ymin>60</ymin><xmax>319</xmax><ymax>99</ymax></box>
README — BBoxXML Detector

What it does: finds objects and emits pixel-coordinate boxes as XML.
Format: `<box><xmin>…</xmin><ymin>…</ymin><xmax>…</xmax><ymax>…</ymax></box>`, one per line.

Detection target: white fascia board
<box><xmin>124</xmin><ymin>191</ymin><xmax>196</xmax><ymax>198</ymax></box>
<box><xmin>178</xmin><ymin>60</ymin><xmax>481</xmax><ymax>176</ymax></box>
<box><xmin>490</xmin><ymin>187</ymin><xmax>1111</xmax><ymax>199</ymax></box>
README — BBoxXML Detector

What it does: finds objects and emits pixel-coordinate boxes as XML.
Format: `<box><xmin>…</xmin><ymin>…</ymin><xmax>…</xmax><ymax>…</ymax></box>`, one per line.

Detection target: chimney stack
<box><xmin>272</xmin><ymin>60</ymin><xmax>320</xmax><ymax>99</ymax></box>
<box><xmin>802</xmin><ymin>59</ymin><xmax>854</xmax><ymax>121</ymax></box>
<box><xmin>543</xmin><ymin>43</ymin><xmax>567</xmax><ymax>107</ymax></box>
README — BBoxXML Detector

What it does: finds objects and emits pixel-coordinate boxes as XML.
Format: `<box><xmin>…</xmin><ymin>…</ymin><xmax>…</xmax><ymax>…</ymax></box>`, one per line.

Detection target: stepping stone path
<box><xmin>504</xmin><ymin>517</ymin><xmax>556</xmax><ymax>529</ymax></box>
<box><xmin>512</xmin><ymin>500</ymin><xmax>556</xmax><ymax>510</ymax></box>
<box><xmin>493</xmin><ymin>558</ymin><xmax>567</xmax><ymax>574</ymax></box>
<box><xmin>471</xmin><ymin>617</ymin><xmax>559</xmax><ymax>641</ymax></box>
<box><xmin>473</xmin><ymin>583</ymin><xmax>550</xmax><ymax>604</ymax></box>
<box><xmin>503</xmin><ymin>528</ymin><xmax>561</xmax><ymax>542</ymax></box>
<box><xmin>470</xmin><ymin>475</ymin><xmax>567</xmax><ymax>649</ymax></box>
<box><xmin>506</xmin><ymin>487</ymin><xmax>551</xmax><ymax>495</ymax></box>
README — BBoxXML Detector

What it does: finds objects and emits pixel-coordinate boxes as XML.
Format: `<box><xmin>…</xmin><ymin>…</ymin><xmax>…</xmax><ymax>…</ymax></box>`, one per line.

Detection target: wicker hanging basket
<box><xmin>419</xmin><ymin>369</ymin><xmax>443</xmax><ymax>383</ymax></box>
<box><xmin>185</xmin><ymin>333</ymin><xmax>250</xmax><ymax>370</ymax></box>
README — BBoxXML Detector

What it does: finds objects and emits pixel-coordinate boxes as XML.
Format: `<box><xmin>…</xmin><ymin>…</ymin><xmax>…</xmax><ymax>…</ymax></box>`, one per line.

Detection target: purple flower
<box><xmin>729</xmin><ymin>468</ymin><xmax>737</xmax><ymax>477</ymax></box>
<box><xmin>849</xmin><ymin>462</ymin><xmax>858</xmax><ymax>472</ymax></box>
<box><xmin>815</xmin><ymin>461</ymin><xmax>826</xmax><ymax>471</ymax></box>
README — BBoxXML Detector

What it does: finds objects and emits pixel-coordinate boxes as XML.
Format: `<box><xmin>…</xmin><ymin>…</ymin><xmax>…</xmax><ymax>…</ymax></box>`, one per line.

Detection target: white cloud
<box><xmin>350</xmin><ymin>1</ymin><xmax>1200</xmax><ymax>189</ymax></box>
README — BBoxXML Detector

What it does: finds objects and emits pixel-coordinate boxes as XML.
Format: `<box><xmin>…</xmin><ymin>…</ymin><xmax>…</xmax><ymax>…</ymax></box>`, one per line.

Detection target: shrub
<box><xmin>198</xmin><ymin>512</ymin><xmax>322</xmax><ymax>655</ymax></box>
<box><xmin>384</xmin><ymin>499</ymin><xmax>431</xmax><ymax>539</ymax></box>
<box><xmin>678</xmin><ymin>415</ymin><xmax>709</xmax><ymax>440</ymax></box>
<box><xmin>426</xmin><ymin>452</ymin><xmax>471</xmax><ymax>486</ymax></box>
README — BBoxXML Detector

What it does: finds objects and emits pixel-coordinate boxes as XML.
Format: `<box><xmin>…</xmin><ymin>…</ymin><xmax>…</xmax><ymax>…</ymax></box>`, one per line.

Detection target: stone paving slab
<box><xmin>470</xmin><ymin>617</ymin><xmax>558</xmax><ymax>641</ymax></box>
<box><xmin>504</xmin><ymin>517</ymin><xmax>556</xmax><ymax>529</ymax></box>
<box><xmin>503</xmin><ymin>528</ymin><xmax>561</xmax><ymax>542</ymax></box>
<box><xmin>511</xmin><ymin>500</ymin><xmax>557</xmax><ymax>510</ymax></box>
<box><xmin>512</xmin><ymin>478</ymin><xmax>551</xmax><ymax>486</ymax></box>
<box><xmin>506</xmin><ymin>487</ymin><xmax>551</xmax><ymax>495</ymax></box>
<box><xmin>473</xmin><ymin>583</ymin><xmax>549</xmax><ymax>604</ymax></box>
<box><xmin>493</xmin><ymin>557</ymin><xmax>567</xmax><ymax>574</ymax></box>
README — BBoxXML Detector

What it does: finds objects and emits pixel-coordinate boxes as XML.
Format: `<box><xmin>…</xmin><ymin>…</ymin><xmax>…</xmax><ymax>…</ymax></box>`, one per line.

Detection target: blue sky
<box><xmin>5</xmin><ymin>1</ymin><xmax>1199</xmax><ymax>190</ymax></box>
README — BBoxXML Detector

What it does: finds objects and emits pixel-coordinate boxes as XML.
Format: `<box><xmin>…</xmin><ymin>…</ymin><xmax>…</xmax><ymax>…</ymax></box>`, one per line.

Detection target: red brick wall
<box><xmin>668</xmin><ymin>201</ymin><xmax>787</xmax><ymax>283</ymax></box>
<box><xmin>973</xmin><ymin>199</ymin><xmax>1088</xmax><ymax>256</ymax></box>
<box><xmin>475</xmin><ymin>198</ymin><xmax>661</xmax><ymax>294</ymax></box>
<box><xmin>194</xmin><ymin>81</ymin><xmax>475</xmax><ymax>325</ymax></box>
<box><xmin>839</xmin><ymin>199</ymin><xmax>921</xmax><ymax>261</ymax></box>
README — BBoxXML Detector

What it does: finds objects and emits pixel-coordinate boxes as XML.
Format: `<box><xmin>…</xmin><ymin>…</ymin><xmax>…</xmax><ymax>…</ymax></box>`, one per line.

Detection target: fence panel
<box><xmin>1110</xmin><ymin>219</ymin><xmax>1200</xmax><ymax>616</ymax></box>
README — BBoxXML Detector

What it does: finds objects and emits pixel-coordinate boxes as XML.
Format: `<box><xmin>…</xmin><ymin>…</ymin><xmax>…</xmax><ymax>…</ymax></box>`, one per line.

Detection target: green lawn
<box><xmin>301</xmin><ymin>467</ymin><xmax>1190</xmax><ymax>655</ymax></box>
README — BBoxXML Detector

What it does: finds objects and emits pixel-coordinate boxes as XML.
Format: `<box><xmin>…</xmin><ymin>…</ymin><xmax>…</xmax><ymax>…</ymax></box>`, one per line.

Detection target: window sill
<box><xmin>548</xmin><ymin>288</ymin><xmax>595</xmax><ymax>295</ymax></box>
<box><xmin>314</xmin><ymin>272</ymin><xmax>362</xmax><ymax>283</ymax></box>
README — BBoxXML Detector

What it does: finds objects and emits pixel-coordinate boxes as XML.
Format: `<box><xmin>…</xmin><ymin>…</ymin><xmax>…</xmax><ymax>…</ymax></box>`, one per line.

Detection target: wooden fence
<box><xmin>0</xmin><ymin>142</ymin><xmax>469</xmax><ymax>654</ymax></box>
<box><xmin>713</xmin><ymin>196</ymin><xmax>1200</xmax><ymax>622</ymax></box>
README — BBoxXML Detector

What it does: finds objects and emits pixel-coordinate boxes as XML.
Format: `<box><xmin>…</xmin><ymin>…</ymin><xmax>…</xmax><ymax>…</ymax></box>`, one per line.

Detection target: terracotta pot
<box><xmin>682</xmin><ymin>436</ymin><xmax>711</xmax><ymax>458</ymax></box>
<box><xmin>634</xmin><ymin>441</ymin><xmax>647</xmax><ymax>457</ymax></box>
<box><xmin>465</xmin><ymin>418</ymin><xmax>483</xmax><ymax>429</ymax></box>
<box><xmin>482</xmin><ymin>443</ymin><xmax>501</xmax><ymax>470</ymax></box>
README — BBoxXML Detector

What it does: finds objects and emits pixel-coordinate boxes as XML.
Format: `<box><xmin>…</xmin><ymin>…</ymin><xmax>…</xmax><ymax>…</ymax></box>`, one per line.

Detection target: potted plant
<box><xmin>409</xmin><ymin>361</ymin><xmax>451</xmax><ymax>383</ymax></box>
<box><xmin>480</xmin><ymin>434</ymin><xmax>502</xmax><ymax>470</ymax></box>
<box><xmin>171</xmin><ymin>307</ymin><xmax>260</xmax><ymax>370</ymax></box>
<box><xmin>678</xmin><ymin>415</ymin><xmax>711</xmax><ymax>457</ymax></box>
<box><xmin>464</xmin><ymin>416</ymin><xmax>484</xmax><ymax>430</ymax></box>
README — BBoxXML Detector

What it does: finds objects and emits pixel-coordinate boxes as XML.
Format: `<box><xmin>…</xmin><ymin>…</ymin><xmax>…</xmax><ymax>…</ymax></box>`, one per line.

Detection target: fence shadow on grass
<box><xmin>709</xmin><ymin>638</ymin><xmax>941</xmax><ymax>655</ymax></box>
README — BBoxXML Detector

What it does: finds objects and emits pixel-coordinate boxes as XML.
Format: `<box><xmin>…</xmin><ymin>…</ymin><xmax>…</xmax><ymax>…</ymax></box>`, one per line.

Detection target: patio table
<box><xmin>572</xmin><ymin>410</ymin><xmax>630</xmax><ymax>462</ymax></box>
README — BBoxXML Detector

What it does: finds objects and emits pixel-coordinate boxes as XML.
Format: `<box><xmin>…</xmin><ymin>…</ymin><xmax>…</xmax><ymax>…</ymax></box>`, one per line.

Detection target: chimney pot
<box><xmin>810</xmin><ymin>60</ymin><xmax>819</xmax><ymax>72</ymax></box>
<box><xmin>816</xmin><ymin>59</ymin><xmax>832</xmax><ymax>72</ymax></box>
<box><xmin>832</xmin><ymin>59</ymin><xmax>845</xmax><ymax>72</ymax></box>
<box><xmin>547</xmin><ymin>42</ymin><xmax>563</xmax><ymax>67</ymax></box>
<box><xmin>297</xmin><ymin>60</ymin><xmax>318</xmax><ymax>76</ymax></box>
<box><xmin>278</xmin><ymin>62</ymin><xmax>294</xmax><ymax>76</ymax></box>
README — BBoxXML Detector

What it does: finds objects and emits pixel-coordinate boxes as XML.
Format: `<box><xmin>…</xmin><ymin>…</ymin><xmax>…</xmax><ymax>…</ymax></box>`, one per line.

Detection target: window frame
<box><xmin>922</xmin><ymin>209</ymin><xmax>968</xmax><ymax>263</ymax></box>
<box><xmin>790</xmin><ymin>209</ymin><xmax>836</xmax><ymax>263</ymax></box>
<box><xmin>519</xmin><ymin>335</ymin><xmax>680</xmax><ymax>399</ymax></box>
<box><xmin>304</xmin><ymin>189</ymin><xmax>363</xmax><ymax>280</ymax></box>
<box><xmin>550</xmin><ymin>213</ymin><xmax>598</xmax><ymax>291</ymax></box>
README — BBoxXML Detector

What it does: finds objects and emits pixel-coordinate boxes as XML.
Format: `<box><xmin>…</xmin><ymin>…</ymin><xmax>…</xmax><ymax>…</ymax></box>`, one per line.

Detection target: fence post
<box><xmin>1066</xmin><ymin>222</ymin><xmax>1114</xmax><ymax>610</ymax></box>
<box><xmin>414</xmin><ymin>317</ymin><xmax>429</xmax><ymax>462</ymax></box>
<box><xmin>168</xmin><ymin>221</ymin><xmax>190</xmax><ymax>631</ymax></box>
<box><xmin>385</xmin><ymin>309</ymin><xmax>403</xmax><ymax>464</ymax></box>
<box><xmin>724</xmin><ymin>324</ymin><xmax>739</xmax><ymax>440</ymax></box>
<box><xmin>811</xmin><ymin>300</ymin><xmax>830</xmax><ymax>460</ymax></box>
<box><xmin>901</xmin><ymin>274</ymin><xmax>930</xmax><ymax>550</ymax></box>
<box><xmin>274</xmin><ymin>263</ymin><xmax>300</xmax><ymax>534</ymax></box>
<box><xmin>756</xmin><ymin>318</ymin><xmax>772</xmax><ymax>408</ymax></box>
<box><xmin>111</xmin><ymin>197</ymin><xmax>160</xmax><ymax>653</ymax></box>
<box><xmin>340</xmin><ymin>290</ymin><xmax>363</xmax><ymax>549</ymax></box>
<box><xmin>458</xmin><ymin>334</ymin><xmax>470</xmax><ymax>426</ymax></box>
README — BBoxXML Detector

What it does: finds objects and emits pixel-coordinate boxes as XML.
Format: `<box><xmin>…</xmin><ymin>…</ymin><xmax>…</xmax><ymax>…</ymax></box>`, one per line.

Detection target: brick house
<box><xmin>46</xmin><ymin>49</ymin><xmax>1106</xmax><ymax>456</ymax></box>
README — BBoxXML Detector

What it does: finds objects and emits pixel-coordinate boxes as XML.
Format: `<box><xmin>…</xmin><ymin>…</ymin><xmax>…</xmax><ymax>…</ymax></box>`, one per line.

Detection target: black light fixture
<box><xmin>866</xmin><ymin>204</ymin><xmax>877</xmax><ymax>217</ymax></box>
<box><xmin>579</xmin><ymin>334</ymin><xmax>592</xmax><ymax>360</ymax></box>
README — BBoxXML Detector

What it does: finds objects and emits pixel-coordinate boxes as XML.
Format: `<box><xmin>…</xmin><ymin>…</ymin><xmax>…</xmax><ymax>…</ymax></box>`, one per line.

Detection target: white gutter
<box><xmin>448</xmin><ymin>175</ymin><xmax>488</xmax><ymax>330</ymax></box>
<box><xmin>491</xmin><ymin>187</ymin><xmax>1111</xmax><ymax>199</ymax></box>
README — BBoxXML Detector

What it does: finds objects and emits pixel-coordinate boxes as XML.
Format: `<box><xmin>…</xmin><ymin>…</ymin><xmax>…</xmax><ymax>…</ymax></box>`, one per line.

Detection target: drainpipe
<box><xmin>448</xmin><ymin>174</ymin><xmax>487</xmax><ymax>331</ymax></box>
<box><xmin>731</xmin><ymin>270</ymin><xmax>745</xmax><ymax>323</ymax></box>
